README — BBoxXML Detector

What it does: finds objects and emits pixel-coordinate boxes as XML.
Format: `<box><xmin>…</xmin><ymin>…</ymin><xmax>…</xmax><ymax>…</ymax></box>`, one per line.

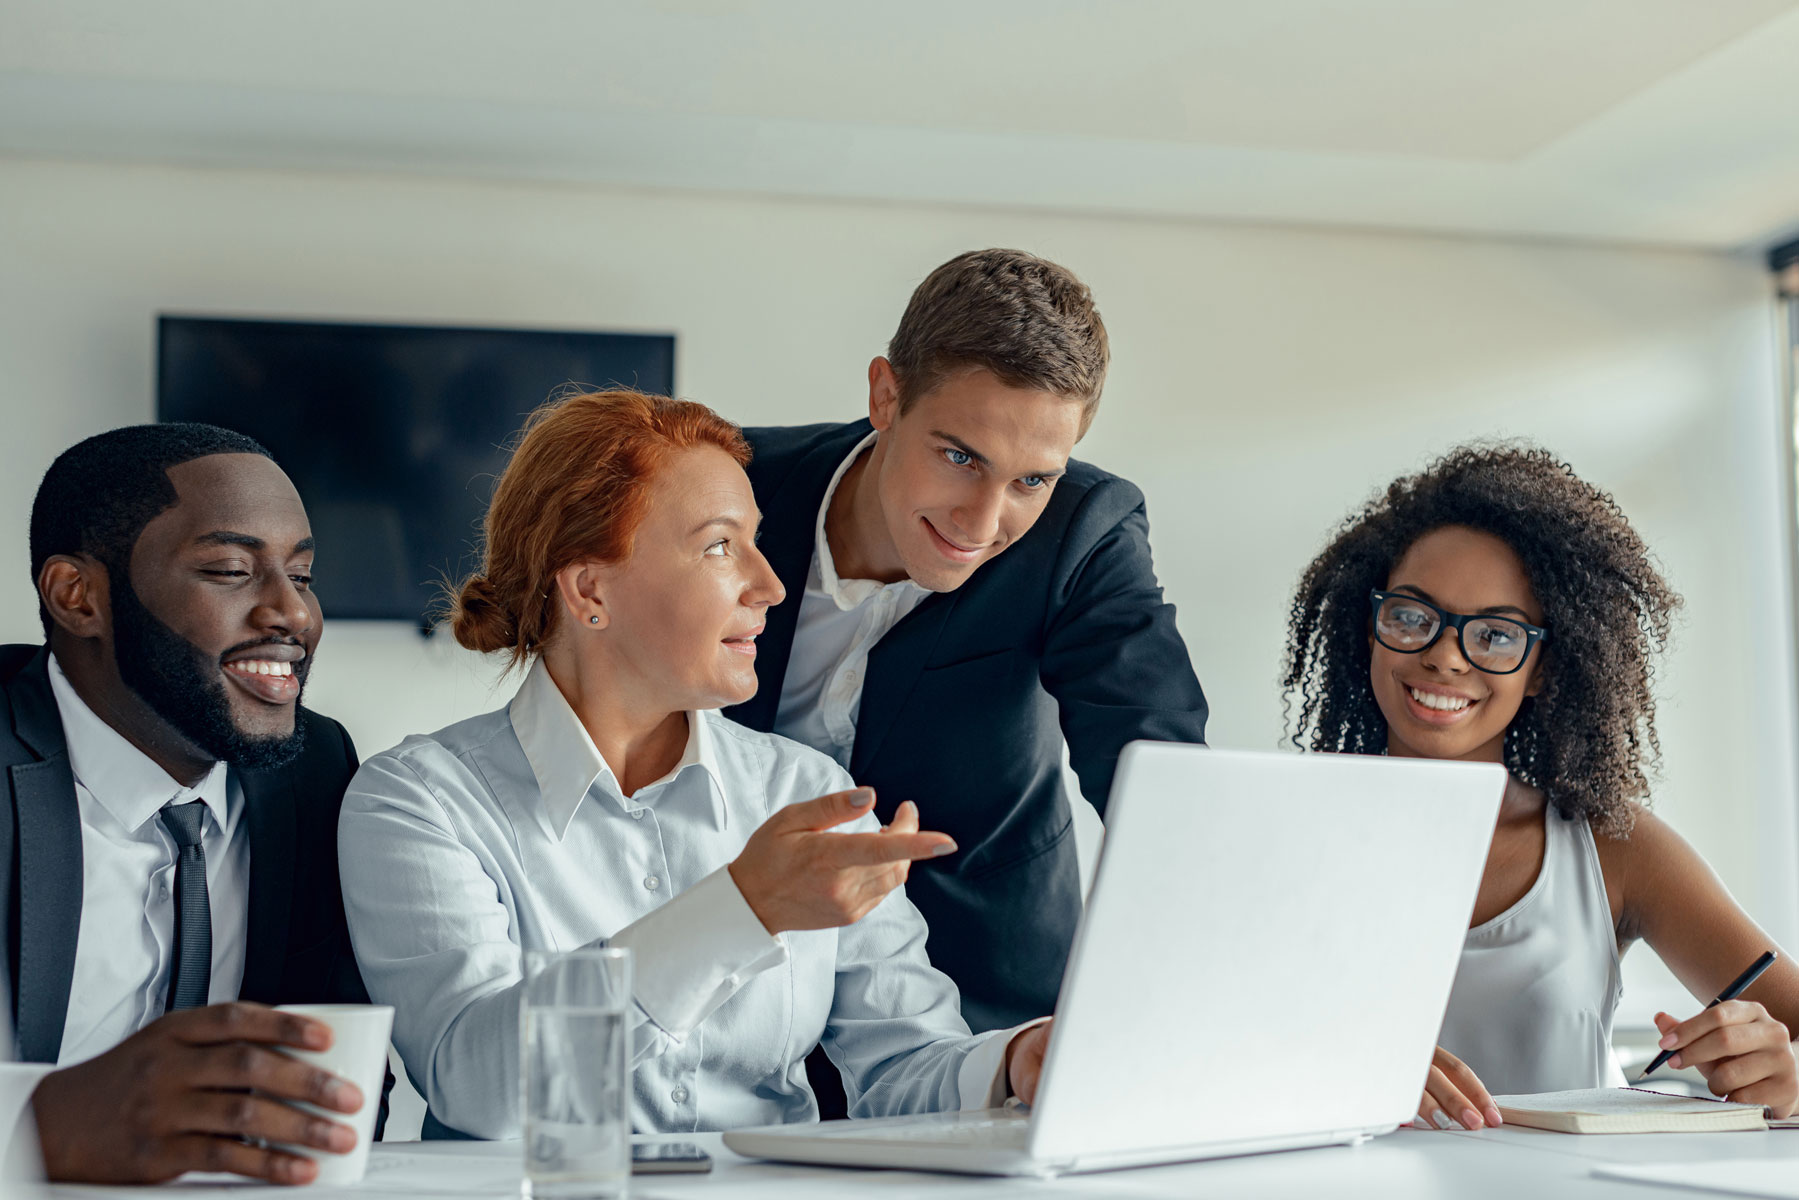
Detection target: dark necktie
<box><xmin>158</xmin><ymin>800</ymin><xmax>212</xmax><ymax>1012</ymax></box>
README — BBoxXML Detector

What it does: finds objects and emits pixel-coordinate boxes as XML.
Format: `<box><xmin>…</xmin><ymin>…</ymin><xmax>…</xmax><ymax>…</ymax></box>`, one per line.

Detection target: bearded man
<box><xmin>0</xmin><ymin>424</ymin><xmax>384</xmax><ymax>1185</ymax></box>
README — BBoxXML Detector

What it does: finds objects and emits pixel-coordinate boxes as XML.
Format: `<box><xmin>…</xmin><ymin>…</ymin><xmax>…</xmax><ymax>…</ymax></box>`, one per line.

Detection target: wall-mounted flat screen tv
<box><xmin>158</xmin><ymin>315</ymin><xmax>676</xmax><ymax>627</ymax></box>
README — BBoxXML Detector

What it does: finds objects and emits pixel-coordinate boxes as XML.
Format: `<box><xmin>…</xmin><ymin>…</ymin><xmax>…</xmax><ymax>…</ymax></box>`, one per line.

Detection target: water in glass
<box><xmin>521</xmin><ymin>949</ymin><xmax>632</xmax><ymax>1199</ymax></box>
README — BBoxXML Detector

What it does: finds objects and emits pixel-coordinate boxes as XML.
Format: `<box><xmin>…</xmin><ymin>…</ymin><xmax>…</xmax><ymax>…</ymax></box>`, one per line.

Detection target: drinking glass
<box><xmin>521</xmin><ymin>947</ymin><xmax>634</xmax><ymax>1199</ymax></box>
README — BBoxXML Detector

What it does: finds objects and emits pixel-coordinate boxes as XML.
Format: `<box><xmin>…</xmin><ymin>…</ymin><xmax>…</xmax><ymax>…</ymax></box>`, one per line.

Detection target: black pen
<box><xmin>1638</xmin><ymin>950</ymin><xmax>1778</xmax><ymax>1080</ymax></box>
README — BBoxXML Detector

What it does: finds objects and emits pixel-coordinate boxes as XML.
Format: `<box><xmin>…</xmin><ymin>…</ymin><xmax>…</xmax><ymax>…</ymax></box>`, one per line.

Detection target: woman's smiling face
<box><xmin>586</xmin><ymin>444</ymin><xmax>785</xmax><ymax>714</ymax></box>
<box><xmin>1371</xmin><ymin>525</ymin><xmax>1547</xmax><ymax>764</ymax></box>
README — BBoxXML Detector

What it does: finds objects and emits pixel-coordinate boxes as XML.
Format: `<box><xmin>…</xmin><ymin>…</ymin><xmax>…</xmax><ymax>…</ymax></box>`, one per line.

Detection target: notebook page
<box><xmin>1496</xmin><ymin>1088</ymin><xmax>1760</xmax><ymax>1118</ymax></box>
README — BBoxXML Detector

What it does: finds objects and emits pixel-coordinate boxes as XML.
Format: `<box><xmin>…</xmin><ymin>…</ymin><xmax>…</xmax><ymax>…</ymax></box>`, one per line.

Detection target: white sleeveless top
<box><xmin>1436</xmin><ymin>805</ymin><xmax>1625</xmax><ymax>1094</ymax></box>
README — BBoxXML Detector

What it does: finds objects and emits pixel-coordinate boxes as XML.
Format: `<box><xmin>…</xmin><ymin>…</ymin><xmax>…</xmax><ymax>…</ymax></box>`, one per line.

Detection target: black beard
<box><xmin>109</xmin><ymin>576</ymin><xmax>310</xmax><ymax>771</ymax></box>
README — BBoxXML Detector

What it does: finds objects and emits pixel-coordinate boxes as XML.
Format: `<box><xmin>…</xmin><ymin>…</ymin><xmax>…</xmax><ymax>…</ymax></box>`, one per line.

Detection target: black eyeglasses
<box><xmin>1369</xmin><ymin>590</ymin><xmax>1548</xmax><ymax>676</ymax></box>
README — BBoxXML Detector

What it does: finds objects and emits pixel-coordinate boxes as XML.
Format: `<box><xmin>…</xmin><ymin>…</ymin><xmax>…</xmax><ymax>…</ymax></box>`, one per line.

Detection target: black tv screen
<box><xmin>157</xmin><ymin>315</ymin><xmax>676</xmax><ymax>626</ymax></box>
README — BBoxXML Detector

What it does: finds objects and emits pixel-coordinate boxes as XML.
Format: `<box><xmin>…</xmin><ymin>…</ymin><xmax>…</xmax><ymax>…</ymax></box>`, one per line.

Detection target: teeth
<box><xmin>229</xmin><ymin>660</ymin><xmax>293</xmax><ymax>677</ymax></box>
<box><xmin>1409</xmin><ymin>686</ymin><xmax>1469</xmax><ymax>712</ymax></box>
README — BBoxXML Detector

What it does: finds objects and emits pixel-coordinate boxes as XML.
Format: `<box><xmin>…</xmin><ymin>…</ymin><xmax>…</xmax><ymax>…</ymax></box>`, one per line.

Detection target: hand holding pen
<box><xmin>1643</xmin><ymin>950</ymin><xmax>1799</xmax><ymax>1116</ymax></box>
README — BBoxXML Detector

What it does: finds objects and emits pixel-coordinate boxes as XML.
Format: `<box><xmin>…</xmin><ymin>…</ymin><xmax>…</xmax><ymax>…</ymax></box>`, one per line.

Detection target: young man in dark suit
<box><xmin>0</xmin><ymin>424</ymin><xmax>381</xmax><ymax>1185</ymax></box>
<box><xmin>727</xmin><ymin>250</ymin><xmax>1209</xmax><ymax>1067</ymax></box>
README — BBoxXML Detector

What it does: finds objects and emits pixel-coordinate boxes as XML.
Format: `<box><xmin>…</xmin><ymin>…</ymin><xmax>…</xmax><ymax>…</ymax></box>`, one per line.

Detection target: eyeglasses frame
<box><xmin>1368</xmin><ymin>589</ymin><xmax>1549</xmax><ymax>676</ymax></box>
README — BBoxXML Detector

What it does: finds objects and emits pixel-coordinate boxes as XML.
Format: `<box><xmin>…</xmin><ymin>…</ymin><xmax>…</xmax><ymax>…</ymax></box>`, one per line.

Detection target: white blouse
<box><xmin>339</xmin><ymin>658</ymin><xmax>1021</xmax><ymax>1139</ymax></box>
<box><xmin>1436</xmin><ymin>804</ymin><xmax>1624</xmax><ymax>1094</ymax></box>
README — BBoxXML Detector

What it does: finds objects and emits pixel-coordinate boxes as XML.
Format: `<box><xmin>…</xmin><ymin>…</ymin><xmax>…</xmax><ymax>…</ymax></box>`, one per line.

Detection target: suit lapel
<box><xmin>850</xmin><ymin>589</ymin><xmax>962</xmax><ymax>779</ymax></box>
<box><xmin>11</xmin><ymin>758</ymin><xmax>82</xmax><ymax>1063</ymax></box>
<box><xmin>238</xmin><ymin>766</ymin><xmax>296</xmax><ymax>1001</ymax></box>
<box><xmin>732</xmin><ymin>427</ymin><xmax>868</xmax><ymax>731</ymax></box>
<box><xmin>737</xmin><ymin>507</ymin><xmax>813</xmax><ymax>731</ymax></box>
<box><xmin>7</xmin><ymin>648</ymin><xmax>83</xmax><ymax>1063</ymax></box>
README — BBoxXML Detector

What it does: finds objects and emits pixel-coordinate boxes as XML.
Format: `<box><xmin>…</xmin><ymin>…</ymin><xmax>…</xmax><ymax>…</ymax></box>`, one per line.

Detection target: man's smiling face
<box><xmin>865</xmin><ymin>365</ymin><xmax>1086</xmax><ymax>593</ymax></box>
<box><xmin>117</xmin><ymin>453</ymin><xmax>321</xmax><ymax>768</ymax></box>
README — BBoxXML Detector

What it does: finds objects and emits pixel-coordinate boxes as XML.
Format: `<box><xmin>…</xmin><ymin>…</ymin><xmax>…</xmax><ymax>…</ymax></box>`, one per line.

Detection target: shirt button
<box><xmin>159</xmin><ymin>885</ymin><xmax>170</xmax><ymax>901</ymax></box>
<box><xmin>630</xmin><ymin>809</ymin><xmax>645</xmax><ymax>820</ymax></box>
<box><xmin>671</xmin><ymin>1086</ymin><xmax>689</xmax><ymax>1104</ymax></box>
<box><xmin>644</xmin><ymin>875</ymin><xmax>661</xmax><ymax>891</ymax></box>
<box><xmin>844</xmin><ymin>669</ymin><xmax>859</xmax><ymax>685</ymax></box>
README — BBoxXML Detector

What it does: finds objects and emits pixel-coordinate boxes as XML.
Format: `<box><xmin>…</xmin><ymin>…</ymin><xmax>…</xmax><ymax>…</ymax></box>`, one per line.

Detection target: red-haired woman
<box><xmin>338</xmin><ymin>391</ymin><xmax>1050</xmax><ymax>1140</ymax></box>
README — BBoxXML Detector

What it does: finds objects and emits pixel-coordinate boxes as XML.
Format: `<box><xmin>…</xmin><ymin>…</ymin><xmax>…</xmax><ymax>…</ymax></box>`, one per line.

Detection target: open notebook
<box><xmin>1493</xmin><ymin>1088</ymin><xmax>1771</xmax><ymax>1134</ymax></box>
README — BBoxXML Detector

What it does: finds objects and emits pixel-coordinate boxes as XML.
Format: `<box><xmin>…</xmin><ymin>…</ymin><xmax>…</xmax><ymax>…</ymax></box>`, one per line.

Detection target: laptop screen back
<box><xmin>1029</xmin><ymin>745</ymin><xmax>1503</xmax><ymax>1160</ymax></box>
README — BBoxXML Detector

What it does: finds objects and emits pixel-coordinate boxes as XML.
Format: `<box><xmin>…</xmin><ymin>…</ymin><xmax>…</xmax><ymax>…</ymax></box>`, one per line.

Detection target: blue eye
<box><xmin>944</xmin><ymin>448</ymin><xmax>973</xmax><ymax>467</ymax></box>
<box><xmin>1021</xmin><ymin>475</ymin><xmax>1046</xmax><ymax>489</ymax></box>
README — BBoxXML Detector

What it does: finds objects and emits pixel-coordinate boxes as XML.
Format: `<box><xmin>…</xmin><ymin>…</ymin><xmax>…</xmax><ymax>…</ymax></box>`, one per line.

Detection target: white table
<box><xmin>44</xmin><ymin>1126</ymin><xmax>1799</xmax><ymax>1199</ymax></box>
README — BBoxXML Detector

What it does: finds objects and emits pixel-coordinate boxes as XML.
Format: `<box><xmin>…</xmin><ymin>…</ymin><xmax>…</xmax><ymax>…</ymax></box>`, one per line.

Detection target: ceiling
<box><xmin>3</xmin><ymin>0</ymin><xmax>1797</xmax><ymax>250</ymax></box>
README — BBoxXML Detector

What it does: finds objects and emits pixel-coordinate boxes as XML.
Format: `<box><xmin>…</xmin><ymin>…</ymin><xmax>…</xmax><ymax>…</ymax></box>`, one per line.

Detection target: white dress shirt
<box><xmin>0</xmin><ymin>654</ymin><xmax>250</xmax><ymax>1168</ymax></box>
<box><xmin>339</xmin><ymin>658</ymin><xmax>1025</xmax><ymax>1139</ymax></box>
<box><xmin>773</xmin><ymin>432</ymin><xmax>929</xmax><ymax>766</ymax></box>
<box><xmin>46</xmin><ymin>655</ymin><xmax>249</xmax><ymax>1064</ymax></box>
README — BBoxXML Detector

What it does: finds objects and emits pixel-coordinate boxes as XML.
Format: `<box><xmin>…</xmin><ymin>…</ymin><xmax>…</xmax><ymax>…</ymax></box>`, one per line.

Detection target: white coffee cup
<box><xmin>271</xmin><ymin>1004</ymin><xmax>394</xmax><ymax>1186</ymax></box>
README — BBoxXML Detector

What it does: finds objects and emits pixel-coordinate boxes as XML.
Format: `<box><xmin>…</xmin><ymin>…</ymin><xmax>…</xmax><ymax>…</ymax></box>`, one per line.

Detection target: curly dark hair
<box><xmin>1281</xmin><ymin>443</ymin><xmax>1680</xmax><ymax>834</ymax></box>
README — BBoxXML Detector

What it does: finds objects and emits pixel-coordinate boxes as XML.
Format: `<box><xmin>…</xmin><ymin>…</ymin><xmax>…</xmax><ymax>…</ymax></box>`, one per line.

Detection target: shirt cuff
<box><xmin>606</xmin><ymin>864</ymin><xmax>788</xmax><ymax>1038</ymax></box>
<box><xmin>0</xmin><ymin>1063</ymin><xmax>52</xmax><ymax>1185</ymax></box>
<box><xmin>957</xmin><ymin>1017</ymin><xmax>1053</xmax><ymax>1111</ymax></box>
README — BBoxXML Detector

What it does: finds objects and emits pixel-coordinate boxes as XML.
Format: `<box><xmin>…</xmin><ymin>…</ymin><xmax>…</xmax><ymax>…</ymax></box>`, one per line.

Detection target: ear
<box><xmin>553</xmin><ymin>562</ymin><xmax>611</xmax><ymax>632</ymax></box>
<box><xmin>867</xmin><ymin>356</ymin><xmax>902</xmax><ymax>433</ymax></box>
<box><xmin>38</xmin><ymin>555</ymin><xmax>109</xmax><ymax>641</ymax></box>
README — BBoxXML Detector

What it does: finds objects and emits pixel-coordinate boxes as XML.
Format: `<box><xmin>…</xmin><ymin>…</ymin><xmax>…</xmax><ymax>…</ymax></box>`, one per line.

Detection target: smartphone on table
<box><xmin>632</xmin><ymin>1141</ymin><xmax>713</xmax><ymax>1174</ymax></box>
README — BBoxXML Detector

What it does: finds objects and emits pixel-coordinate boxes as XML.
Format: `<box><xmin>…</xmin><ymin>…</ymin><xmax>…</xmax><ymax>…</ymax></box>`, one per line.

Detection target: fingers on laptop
<box><xmin>1416</xmin><ymin>1047</ymin><xmax>1501</xmax><ymax>1130</ymax></box>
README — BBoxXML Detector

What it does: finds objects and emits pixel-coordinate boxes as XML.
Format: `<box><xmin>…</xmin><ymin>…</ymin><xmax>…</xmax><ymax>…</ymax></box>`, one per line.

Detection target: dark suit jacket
<box><xmin>0</xmin><ymin>644</ymin><xmax>387</xmax><ymax>1131</ymax></box>
<box><xmin>727</xmin><ymin>421</ymin><xmax>1208</xmax><ymax>1031</ymax></box>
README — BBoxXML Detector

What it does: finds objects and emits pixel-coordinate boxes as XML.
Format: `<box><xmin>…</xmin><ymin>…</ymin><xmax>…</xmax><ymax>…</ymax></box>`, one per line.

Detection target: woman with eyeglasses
<box><xmin>1282</xmin><ymin>444</ymin><xmax>1799</xmax><ymax>1129</ymax></box>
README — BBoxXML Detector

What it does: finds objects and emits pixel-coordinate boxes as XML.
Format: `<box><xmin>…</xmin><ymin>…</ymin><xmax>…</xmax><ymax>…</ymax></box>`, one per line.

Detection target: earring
<box><xmin>589</xmin><ymin>615</ymin><xmax>600</xmax><ymax>625</ymax></box>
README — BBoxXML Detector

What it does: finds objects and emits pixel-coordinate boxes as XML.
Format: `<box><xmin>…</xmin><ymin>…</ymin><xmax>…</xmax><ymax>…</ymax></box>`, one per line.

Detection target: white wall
<box><xmin>2</xmin><ymin>157</ymin><xmax>1793</xmax><ymax>1047</ymax></box>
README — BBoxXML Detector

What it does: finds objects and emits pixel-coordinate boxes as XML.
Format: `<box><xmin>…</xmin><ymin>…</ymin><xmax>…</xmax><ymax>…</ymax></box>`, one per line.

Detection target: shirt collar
<box><xmin>46</xmin><ymin>651</ymin><xmax>234</xmax><ymax>837</ymax></box>
<box><xmin>508</xmin><ymin>656</ymin><xmax>728</xmax><ymax>841</ymax></box>
<box><xmin>813</xmin><ymin>430</ymin><xmax>926</xmax><ymax>611</ymax></box>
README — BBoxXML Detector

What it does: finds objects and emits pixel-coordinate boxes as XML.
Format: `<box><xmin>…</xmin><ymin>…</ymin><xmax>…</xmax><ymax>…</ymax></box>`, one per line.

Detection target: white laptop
<box><xmin>724</xmin><ymin>743</ymin><xmax>1504</xmax><ymax>1177</ymax></box>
